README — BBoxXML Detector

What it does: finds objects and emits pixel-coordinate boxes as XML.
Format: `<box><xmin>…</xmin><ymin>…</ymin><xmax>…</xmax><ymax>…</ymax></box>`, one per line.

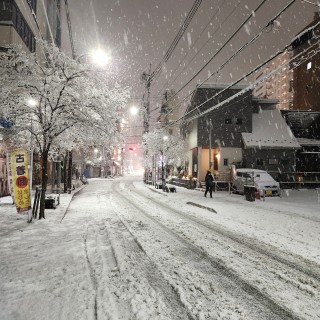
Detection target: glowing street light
<box><xmin>130</xmin><ymin>106</ymin><xmax>139</xmax><ymax>116</ymax></box>
<box><xmin>76</xmin><ymin>48</ymin><xmax>112</xmax><ymax>67</ymax></box>
<box><xmin>27</xmin><ymin>98</ymin><xmax>37</xmax><ymax>106</ymax></box>
<box><xmin>90</xmin><ymin>48</ymin><xmax>112</xmax><ymax>67</ymax></box>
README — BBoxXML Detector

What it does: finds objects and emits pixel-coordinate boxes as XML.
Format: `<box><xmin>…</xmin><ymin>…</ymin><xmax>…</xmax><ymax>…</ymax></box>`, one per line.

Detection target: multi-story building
<box><xmin>291</xmin><ymin>12</ymin><xmax>320</xmax><ymax>112</ymax></box>
<box><xmin>0</xmin><ymin>0</ymin><xmax>62</xmax><ymax>51</ymax></box>
<box><xmin>253</xmin><ymin>52</ymin><xmax>293</xmax><ymax>110</ymax></box>
<box><xmin>0</xmin><ymin>0</ymin><xmax>67</xmax><ymax>196</ymax></box>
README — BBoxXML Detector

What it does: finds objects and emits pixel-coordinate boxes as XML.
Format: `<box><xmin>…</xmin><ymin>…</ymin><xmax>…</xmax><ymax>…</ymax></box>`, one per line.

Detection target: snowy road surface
<box><xmin>0</xmin><ymin>175</ymin><xmax>319</xmax><ymax>320</ymax></box>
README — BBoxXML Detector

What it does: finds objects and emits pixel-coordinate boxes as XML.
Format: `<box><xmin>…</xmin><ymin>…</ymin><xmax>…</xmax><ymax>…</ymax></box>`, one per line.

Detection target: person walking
<box><xmin>204</xmin><ymin>170</ymin><xmax>214</xmax><ymax>198</ymax></box>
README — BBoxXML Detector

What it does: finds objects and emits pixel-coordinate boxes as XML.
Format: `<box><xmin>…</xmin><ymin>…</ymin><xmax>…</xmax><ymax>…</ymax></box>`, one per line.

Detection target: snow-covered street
<box><xmin>1</xmin><ymin>175</ymin><xmax>320</xmax><ymax>320</ymax></box>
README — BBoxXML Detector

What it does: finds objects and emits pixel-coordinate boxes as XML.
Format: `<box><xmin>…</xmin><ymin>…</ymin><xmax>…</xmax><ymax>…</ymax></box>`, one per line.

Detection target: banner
<box><xmin>11</xmin><ymin>150</ymin><xmax>31</xmax><ymax>213</ymax></box>
<box><xmin>6</xmin><ymin>150</ymin><xmax>14</xmax><ymax>203</ymax></box>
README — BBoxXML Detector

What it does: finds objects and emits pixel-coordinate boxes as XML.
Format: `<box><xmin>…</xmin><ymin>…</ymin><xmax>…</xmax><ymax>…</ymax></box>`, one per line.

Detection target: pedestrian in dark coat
<box><xmin>204</xmin><ymin>170</ymin><xmax>214</xmax><ymax>198</ymax></box>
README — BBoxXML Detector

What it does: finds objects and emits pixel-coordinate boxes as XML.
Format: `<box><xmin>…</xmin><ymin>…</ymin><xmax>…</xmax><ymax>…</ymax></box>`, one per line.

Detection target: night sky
<box><xmin>66</xmin><ymin>0</ymin><xmax>318</xmax><ymax>130</ymax></box>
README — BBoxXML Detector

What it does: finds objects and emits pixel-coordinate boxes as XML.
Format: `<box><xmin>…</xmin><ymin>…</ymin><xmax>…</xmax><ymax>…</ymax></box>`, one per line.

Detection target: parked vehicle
<box><xmin>232</xmin><ymin>169</ymin><xmax>280</xmax><ymax>196</ymax></box>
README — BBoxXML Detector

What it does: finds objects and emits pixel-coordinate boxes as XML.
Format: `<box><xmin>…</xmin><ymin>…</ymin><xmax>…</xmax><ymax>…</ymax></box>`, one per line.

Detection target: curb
<box><xmin>60</xmin><ymin>185</ymin><xmax>87</xmax><ymax>222</ymax></box>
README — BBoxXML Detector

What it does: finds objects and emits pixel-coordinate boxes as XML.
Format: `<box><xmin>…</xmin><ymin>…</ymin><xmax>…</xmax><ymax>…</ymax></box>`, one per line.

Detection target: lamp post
<box><xmin>161</xmin><ymin>135</ymin><xmax>168</xmax><ymax>189</ymax></box>
<box><xmin>73</xmin><ymin>49</ymin><xmax>111</xmax><ymax>182</ymax></box>
<box><xmin>207</xmin><ymin>118</ymin><xmax>213</xmax><ymax>171</ymax></box>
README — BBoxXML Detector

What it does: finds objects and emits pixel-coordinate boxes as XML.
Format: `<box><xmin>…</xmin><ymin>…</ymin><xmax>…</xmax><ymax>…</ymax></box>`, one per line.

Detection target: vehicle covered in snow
<box><xmin>232</xmin><ymin>168</ymin><xmax>280</xmax><ymax>196</ymax></box>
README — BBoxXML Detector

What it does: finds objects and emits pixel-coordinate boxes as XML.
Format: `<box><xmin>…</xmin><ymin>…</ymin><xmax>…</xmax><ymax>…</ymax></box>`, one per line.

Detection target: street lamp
<box><xmin>206</xmin><ymin>118</ymin><xmax>213</xmax><ymax>171</ymax></box>
<box><xmin>130</xmin><ymin>106</ymin><xmax>139</xmax><ymax>116</ymax></box>
<box><xmin>90</xmin><ymin>48</ymin><xmax>112</xmax><ymax>67</ymax></box>
<box><xmin>76</xmin><ymin>48</ymin><xmax>112</xmax><ymax>66</ymax></box>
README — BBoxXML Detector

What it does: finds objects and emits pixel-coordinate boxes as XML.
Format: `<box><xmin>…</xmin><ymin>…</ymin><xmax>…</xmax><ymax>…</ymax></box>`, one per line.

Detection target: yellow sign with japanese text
<box><xmin>11</xmin><ymin>150</ymin><xmax>31</xmax><ymax>213</ymax></box>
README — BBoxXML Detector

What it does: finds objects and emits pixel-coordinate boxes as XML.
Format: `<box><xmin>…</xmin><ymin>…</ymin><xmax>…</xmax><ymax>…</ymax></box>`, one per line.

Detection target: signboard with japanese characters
<box><xmin>6</xmin><ymin>150</ymin><xmax>14</xmax><ymax>203</ymax></box>
<box><xmin>11</xmin><ymin>150</ymin><xmax>31</xmax><ymax>213</ymax></box>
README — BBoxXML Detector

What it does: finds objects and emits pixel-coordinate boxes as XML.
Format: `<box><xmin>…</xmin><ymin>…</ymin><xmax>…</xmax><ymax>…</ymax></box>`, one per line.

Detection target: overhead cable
<box><xmin>163</xmin><ymin>0</ymin><xmax>297</xmax><ymax>122</ymax></box>
<box><xmin>173</xmin><ymin>0</ymin><xmax>268</xmax><ymax>97</ymax></box>
<box><xmin>157</xmin><ymin>0</ymin><xmax>239</xmax><ymax>96</ymax></box>
<box><xmin>150</xmin><ymin>0</ymin><xmax>203</xmax><ymax>81</ymax></box>
<box><xmin>168</xmin><ymin>28</ymin><xmax>320</xmax><ymax>127</ymax></box>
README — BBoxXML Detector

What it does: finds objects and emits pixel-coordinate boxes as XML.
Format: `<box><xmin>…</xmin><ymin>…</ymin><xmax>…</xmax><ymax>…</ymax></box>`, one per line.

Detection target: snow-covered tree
<box><xmin>0</xmin><ymin>40</ymin><xmax>129</xmax><ymax>219</ymax></box>
<box><xmin>142</xmin><ymin>128</ymin><xmax>186</xmax><ymax>178</ymax></box>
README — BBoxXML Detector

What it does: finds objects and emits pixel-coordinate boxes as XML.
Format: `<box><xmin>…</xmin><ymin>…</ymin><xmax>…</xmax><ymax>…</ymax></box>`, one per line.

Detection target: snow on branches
<box><xmin>0</xmin><ymin>40</ymin><xmax>130</xmax><ymax>153</ymax></box>
<box><xmin>142</xmin><ymin>128</ymin><xmax>186</xmax><ymax>170</ymax></box>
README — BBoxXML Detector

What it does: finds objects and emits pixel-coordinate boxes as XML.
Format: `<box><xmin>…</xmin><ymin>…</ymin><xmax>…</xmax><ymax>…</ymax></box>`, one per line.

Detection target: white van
<box><xmin>232</xmin><ymin>168</ymin><xmax>280</xmax><ymax>197</ymax></box>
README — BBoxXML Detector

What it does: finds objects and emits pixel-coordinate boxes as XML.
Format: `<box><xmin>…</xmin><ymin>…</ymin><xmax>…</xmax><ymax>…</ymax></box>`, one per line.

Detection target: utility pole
<box><xmin>207</xmin><ymin>118</ymin><xmax>212</xmax><ymax>171</ymax></box>
<box><xmin>141</xmin><ymin>64</ymin><xmax>152</xmax><ymax>183</ymax></box>
<box><xmin>141</xmin><ymin>64</ymin><xmax>152</xmax><ymax>134</ymax></box>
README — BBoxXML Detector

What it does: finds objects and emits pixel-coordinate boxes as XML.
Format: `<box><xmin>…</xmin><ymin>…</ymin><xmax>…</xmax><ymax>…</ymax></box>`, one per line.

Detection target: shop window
<box><xmin>223</xmin><ymin>158</ymin><xmax>228</xmax><ymax>166</ymax></box>
<box><xmin>269</xmin><ymin>158</ymin><xmax>278</xmax><ymax>165</ymax></box>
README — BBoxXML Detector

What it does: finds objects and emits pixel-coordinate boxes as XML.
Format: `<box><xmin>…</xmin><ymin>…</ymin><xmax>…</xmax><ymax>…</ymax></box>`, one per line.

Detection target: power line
<box><xmin>150</xmin><ymin>0</ymin><xmax>268</xmax><ymax>120</ymax></box>
<box><xmin>174</xmin><ymin>0</ymin><xmax>268</xmax><ymax>98</ymax></box>
<box><xmin>157</xmin><ymin>0</ymin><xmax>238</xmax><ymax>96</ymax></box>
<box><xmin>169</xmin><ymin>28</ymin><xmax>320</xmax><ymax>127</ymax></box>
<box><xmin>161</xmin><ymin>0</ymin><xmax>297</xmax><ymax>123</ymax></box>
<box><xmin>141</xmin><ymin>0</ymin><xmax>203</xmax><ymax>138</ymax></box>
<box><xmin>150</xmin><ymin>0</ymin><xmax>203</xmax><ymax>81</ymax></box>
<box><xmin>301</xmin><ymin>0</ymin><xmax>320</xmax><ymax>7</ymax></box>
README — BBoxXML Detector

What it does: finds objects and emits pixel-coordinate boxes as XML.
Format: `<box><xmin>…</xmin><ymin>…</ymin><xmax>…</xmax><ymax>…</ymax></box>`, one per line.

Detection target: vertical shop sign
<box><xmin>11</xmin><ymin>150</ymin><xmax>31</xmax><ymax>213</ymax></box>
<box><xmin>6</xmin><ymin>150</ymin><xmax>14</xmax><ymax>203</ymax></box>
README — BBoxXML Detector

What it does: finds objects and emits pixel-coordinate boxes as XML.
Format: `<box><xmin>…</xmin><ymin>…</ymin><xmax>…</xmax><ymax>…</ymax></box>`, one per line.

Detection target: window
<box><xmin>225</xmin><ymin>118</ymin><xmax>232</xmax><ymax>124</ymax></box>
<box><xmin>223</xmin><ymin>158</ymin><xmax>228</xmax><ymax>166</ymax></box>
<box><xmin>256</xmin><ymin>158</ymin><xmax>264</xmax><ymax>166</ymax></box>
<box><xmin>269</xmin><ymin>158</ymin><xmax>278</xmax><ymax>165</ymax></box>
<box><xmin>307</xmin><ymin>61</ymin><xmax>312</xmax><ymax>70</ymax></box>
<box><xmin>289</xmin><ymin>80</ymin><xmax>293</xmax><ymax>92</ymax></box>
<box><xmin>11</xmin><ymin>3</ymin><xmax>36</xmax><ymax>52</ymax></box>
<box><xmin>236</xmin><ymin>118</ymin><xmax>242</xmax><ymax>125</ymax></box>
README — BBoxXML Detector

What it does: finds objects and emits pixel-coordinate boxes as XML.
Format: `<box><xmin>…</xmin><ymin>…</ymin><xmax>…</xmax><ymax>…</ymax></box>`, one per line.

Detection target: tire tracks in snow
<box><xmin>108</xmin><ymin>197</ymin><xmax>194</xmax><ymax>320</ymax></box>
<box><xmin>113</xmin><ymin>182</ymin><xmax>319</xmax><ymax>320</ymax></box>
<box><xmin>83</xmin><ymin>224</ymin><xmax>99</xmax><ymax>320</ymax></box>
<box><xmin>112</xmin><ymin>188</ymin><xmax>289</xmax><ymax>319</ymax></box>
<box><xmin>137</xmin><ymin>184</ymin><xmax>320</xmax><ymax>281</ymax></box>
<box><xmin>67</xmin><ymin>185</ymin><xmax>190</xmax><ymax>319</ymax></box>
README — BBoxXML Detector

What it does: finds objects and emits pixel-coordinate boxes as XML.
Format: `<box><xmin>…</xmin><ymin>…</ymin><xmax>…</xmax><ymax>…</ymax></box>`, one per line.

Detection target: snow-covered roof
<box><xmin>297</xmin><ymin>138</ymin><xmax>320</xmax><ymax>146</ymax></box>
<box><xmin>242</xmin><ymin>109</ymin><xmax>301</xmax><ymax>149</ymax></box>
<box><xmin>197</xmin><ymin>83</ymin><xmax>248</xmax><ymax>90</ymax></box>
<box><xmin>252</xmin><ymin>97</ymin><xmax>279</xmax><ymax>104</ymax></box>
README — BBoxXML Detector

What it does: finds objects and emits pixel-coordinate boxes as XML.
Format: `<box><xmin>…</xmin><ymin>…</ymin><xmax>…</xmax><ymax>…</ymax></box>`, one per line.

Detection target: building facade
<box><xmin>182</xmin><ymin>84</ymin><xmax>300</xmax><ymax>183</ymax></box>
<box><xmin>253</xmin><ymin>52</ymin><xmax>293</xmax><ymax>110</ymax></box>
<box><xmin>291</xmin><ymin>12</ymin><xmax>320</xmax><ymax>112</ymax></box>
<box><xmin>0</xmin><ymin>0</ymin><xmax>67</xmax><ymax>196</ymax></box>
